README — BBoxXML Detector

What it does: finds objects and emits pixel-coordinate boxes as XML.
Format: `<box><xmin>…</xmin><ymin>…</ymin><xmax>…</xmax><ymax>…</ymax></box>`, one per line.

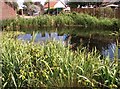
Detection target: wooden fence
<box><xmin>71</xmin><ymin>8</ymin><xmax>120</xmax><ymax>18</ymax></box>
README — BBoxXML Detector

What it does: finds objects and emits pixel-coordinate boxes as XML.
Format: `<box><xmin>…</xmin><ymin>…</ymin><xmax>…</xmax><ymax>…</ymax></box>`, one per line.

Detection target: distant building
<box><xmin>44</xmin><ymin>0</ymin><xmax>66</xmax><ymax>14</ymax></box>
<box><xmin>0</xmin><ymin>2</ymin><xmax>16</xmax><ymax>20</ymax></box>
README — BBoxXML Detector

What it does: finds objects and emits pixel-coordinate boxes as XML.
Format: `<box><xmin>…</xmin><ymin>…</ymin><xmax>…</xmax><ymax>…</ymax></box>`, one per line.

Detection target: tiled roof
<box><xmin>44</xmin><ymin>2</ymin><xmax>57</xmax><ymax>8</ymax></box>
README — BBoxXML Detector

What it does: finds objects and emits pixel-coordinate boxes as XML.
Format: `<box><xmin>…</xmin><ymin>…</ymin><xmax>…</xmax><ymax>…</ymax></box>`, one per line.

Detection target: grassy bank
<box><xmin>1</xmin><ymin>13</ymin><xmax>120</xmax><ymax>31</ymax></box>
<box><xmin>1</xmin><ymin>32</ymin><xmax>120</xmax><ymax>88</ymax></box>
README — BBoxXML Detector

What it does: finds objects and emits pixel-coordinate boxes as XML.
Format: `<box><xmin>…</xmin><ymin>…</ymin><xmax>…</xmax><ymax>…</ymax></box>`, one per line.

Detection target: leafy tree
<box><xmin>23</xmin><ymin>0</ymin><xmax>33</xmax><ymax>7</ymax></box>
<box><xmin>12</xmin><ymin>2</ymin><xmax>19</xmax><ymax>10</ymax></box>
<box><xmin>34</xmin><ymin>2</ymin><xmax>44</xmax><ymax>11</ymax></box>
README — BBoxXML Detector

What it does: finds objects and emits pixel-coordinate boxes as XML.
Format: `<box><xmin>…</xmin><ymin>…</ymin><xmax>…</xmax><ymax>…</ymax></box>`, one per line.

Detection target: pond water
<box><xmin>17</xmin><ymin>27</ymin><xmax>120</xmax><ymax>60</ymax></box>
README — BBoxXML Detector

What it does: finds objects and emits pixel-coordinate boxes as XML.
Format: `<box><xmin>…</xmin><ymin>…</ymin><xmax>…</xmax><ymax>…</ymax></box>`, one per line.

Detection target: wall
<box><xmin>0</xmin><ymin>2</ymin><xmax>16</xmax><ymax>20</ymax></box>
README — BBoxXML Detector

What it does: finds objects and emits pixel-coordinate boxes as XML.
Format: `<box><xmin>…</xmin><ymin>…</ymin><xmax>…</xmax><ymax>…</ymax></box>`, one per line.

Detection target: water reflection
<box><xmin>102</xmin><ymin>43</ymin><xmax>120</xmax><ymax>60</ymax></box>
<box><xmin>17</xmin><ymin>32</ymin><xmax>120</xmax><ymax>59</ymax></box>
<box><xmin>17</xmin><ymin>32</ymin><xmax>68</xmax><ymax>43</ymax></box>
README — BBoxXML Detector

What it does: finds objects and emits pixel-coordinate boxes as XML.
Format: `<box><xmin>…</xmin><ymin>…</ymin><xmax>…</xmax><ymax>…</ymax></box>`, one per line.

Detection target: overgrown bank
<box><xmin>1</xmin><ymin>13</ymin><xmax>120</xmax><ymax>31</ymax></box>
<box><xmin>1</xmin><ymin>32</ymin><xmax>120</xmax><ymax>88</ymax></box>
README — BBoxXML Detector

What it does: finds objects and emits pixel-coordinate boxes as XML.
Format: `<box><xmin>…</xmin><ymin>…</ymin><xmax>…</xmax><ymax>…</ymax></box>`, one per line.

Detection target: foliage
<box><xmin>23</xmin><ymin>0</ymin><xmax>33</xmax><ymax>7</ymax></box>
<box><xmin>1</xmin><ymin>32</ymin><xmax>120</xmax><ymax>88</ymax></box>
<box><xmin>97</xmin><ymin>7</ymin><xmax>115</xmax><ymax>18</ymax></box>
<box><xmin>118</xmin><ymin>19</ymin><xmax>120</xmax><ymax>28</ymax></box>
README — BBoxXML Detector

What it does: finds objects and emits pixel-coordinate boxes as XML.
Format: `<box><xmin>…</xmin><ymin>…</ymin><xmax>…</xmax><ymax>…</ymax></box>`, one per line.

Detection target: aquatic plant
<box><xmin>1</xmin><ymin>32</ymin><xmax>120</xmax><ymax>88</ymax></box>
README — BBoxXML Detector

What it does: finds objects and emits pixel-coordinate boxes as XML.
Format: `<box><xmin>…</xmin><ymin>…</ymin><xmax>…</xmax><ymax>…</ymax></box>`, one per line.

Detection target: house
<box><xmin>44</xmin><ymin>0</ymin><xmax>66</xmax><ymax>14</ymax></box>
<box><xmin>0</xmin><ymin>2</ymin><xmax>16</xmax><ymax>20</ymax></box>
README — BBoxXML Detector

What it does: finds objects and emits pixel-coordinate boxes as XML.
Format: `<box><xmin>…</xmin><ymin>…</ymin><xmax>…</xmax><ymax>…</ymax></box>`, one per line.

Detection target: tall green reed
<box><xmin>1</xmin><ymin>32</ymin><xmax>120</xmax><ymax>88</ymax></box>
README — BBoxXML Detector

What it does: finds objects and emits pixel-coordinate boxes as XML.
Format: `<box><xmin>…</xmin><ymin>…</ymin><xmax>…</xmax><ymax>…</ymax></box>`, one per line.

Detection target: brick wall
<box><xmin>0</xmin><ymin>2</ymin><xmax>16</xmax><ymax>20</ymax></box>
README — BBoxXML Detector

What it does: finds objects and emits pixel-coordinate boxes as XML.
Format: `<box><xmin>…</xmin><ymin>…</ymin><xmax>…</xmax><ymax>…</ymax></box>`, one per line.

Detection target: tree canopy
<box><xmin>23</xmin><ymin>0</ymin><xmax>33</xmax><ymax>7</ymax></box>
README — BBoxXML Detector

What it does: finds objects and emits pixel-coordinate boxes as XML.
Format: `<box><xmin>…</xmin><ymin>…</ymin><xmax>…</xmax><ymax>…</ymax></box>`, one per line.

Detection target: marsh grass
<box><xmin>1</xmin><ymin>32</ymin><xmax>120</xmax><ymax>88</ymax></box>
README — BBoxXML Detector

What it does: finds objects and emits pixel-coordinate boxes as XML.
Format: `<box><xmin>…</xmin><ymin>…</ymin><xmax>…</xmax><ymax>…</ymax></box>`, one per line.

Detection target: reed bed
<box><xmin>1</xmin><ymin>13</ymin><xmax>120</xmax><ymax>31</ymax></box>
<box><xmin>1</xmin><ymin>32</ymin><xmax>120</xmax><ymax>88</ymax></box>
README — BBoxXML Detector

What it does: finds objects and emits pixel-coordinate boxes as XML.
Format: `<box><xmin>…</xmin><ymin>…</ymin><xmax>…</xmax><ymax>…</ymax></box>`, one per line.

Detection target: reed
<box><xmin>1</xmin><ymin>32</ymin><xmax>120</xmax><ymax>88</ymax></box>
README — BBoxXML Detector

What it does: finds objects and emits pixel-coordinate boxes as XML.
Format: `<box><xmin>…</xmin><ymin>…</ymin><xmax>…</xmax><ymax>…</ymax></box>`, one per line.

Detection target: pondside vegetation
<box><xmin>1</xmin><ymin>32</ymin><xmax>120</xmax><ymax>88</ymax></box>
<box><xmin>1</xmin><ymin>12</ymin><xmax>120</xmax><ymax>31</ymax></box>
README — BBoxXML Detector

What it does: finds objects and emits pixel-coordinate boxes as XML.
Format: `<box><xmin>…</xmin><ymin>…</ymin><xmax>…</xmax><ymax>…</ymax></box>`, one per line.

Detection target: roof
<box><xmin>44</xmin><ymin>1</ymin><xmax>66</xmax><ymax>9</ymax></box>
<box><xmin>44</xmin><ymin>2</ymin><xmax>57</xmax><ymax>8</ymax></box>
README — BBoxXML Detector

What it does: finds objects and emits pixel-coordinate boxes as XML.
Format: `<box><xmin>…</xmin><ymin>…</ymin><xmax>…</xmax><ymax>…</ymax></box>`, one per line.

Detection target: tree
<box><xmin>23</xmin><ymin>0</ymin><xmax>33</xmax><ymax>7</ymax></box>
<box><xmin>34</xmin><ymin>2</ymin><xmax>44</xmax><ymax>12</ymax></box>
<box><xmin>12</xmin><ymin>2</ymin><xmax>19</xmax><ymax>10</ymax></box>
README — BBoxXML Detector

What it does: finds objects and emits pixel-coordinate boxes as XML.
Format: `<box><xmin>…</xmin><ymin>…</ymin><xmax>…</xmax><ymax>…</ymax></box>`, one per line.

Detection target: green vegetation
<box><xmin>1</xmin><ymin>32</ymin><xmax>120</xmax><ymax>88</ymax></box>
<box><xmin>1</xmin><ymin>13</ymin><xmax>120</xmax><ymax>31</ymax></box>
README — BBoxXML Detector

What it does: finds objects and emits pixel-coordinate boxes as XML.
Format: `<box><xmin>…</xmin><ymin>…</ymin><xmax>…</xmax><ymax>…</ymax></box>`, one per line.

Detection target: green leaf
<box><xmin>11</xmin><ymin>73</ymin><xmax>17</xmax><ymax>87</ymax></box>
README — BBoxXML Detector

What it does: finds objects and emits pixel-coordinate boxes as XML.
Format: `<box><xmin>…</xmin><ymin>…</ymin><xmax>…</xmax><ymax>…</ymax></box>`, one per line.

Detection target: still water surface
<box><xmin>17</xmin><ymin>27</ymin><xmax>120</xmax><ymax>59</ymax></box>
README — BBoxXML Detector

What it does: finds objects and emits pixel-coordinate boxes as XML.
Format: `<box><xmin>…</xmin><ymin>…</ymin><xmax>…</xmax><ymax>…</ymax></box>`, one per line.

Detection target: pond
<box><xmin>17</xmin><ymin>27</ymin><xmax>120</xmax><ymax>60</ymax></box>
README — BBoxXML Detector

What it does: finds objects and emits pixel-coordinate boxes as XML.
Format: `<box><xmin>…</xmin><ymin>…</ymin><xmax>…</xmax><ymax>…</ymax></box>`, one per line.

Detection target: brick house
<box><xmin>0</xmin><ymin>2</ymin><xmax>16</xmax><ymax>20</ymax></box>
<box><xmin>44</xmin><ymin>0</ymin><xmax>66</xmax><ymax>14</ymax></box>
